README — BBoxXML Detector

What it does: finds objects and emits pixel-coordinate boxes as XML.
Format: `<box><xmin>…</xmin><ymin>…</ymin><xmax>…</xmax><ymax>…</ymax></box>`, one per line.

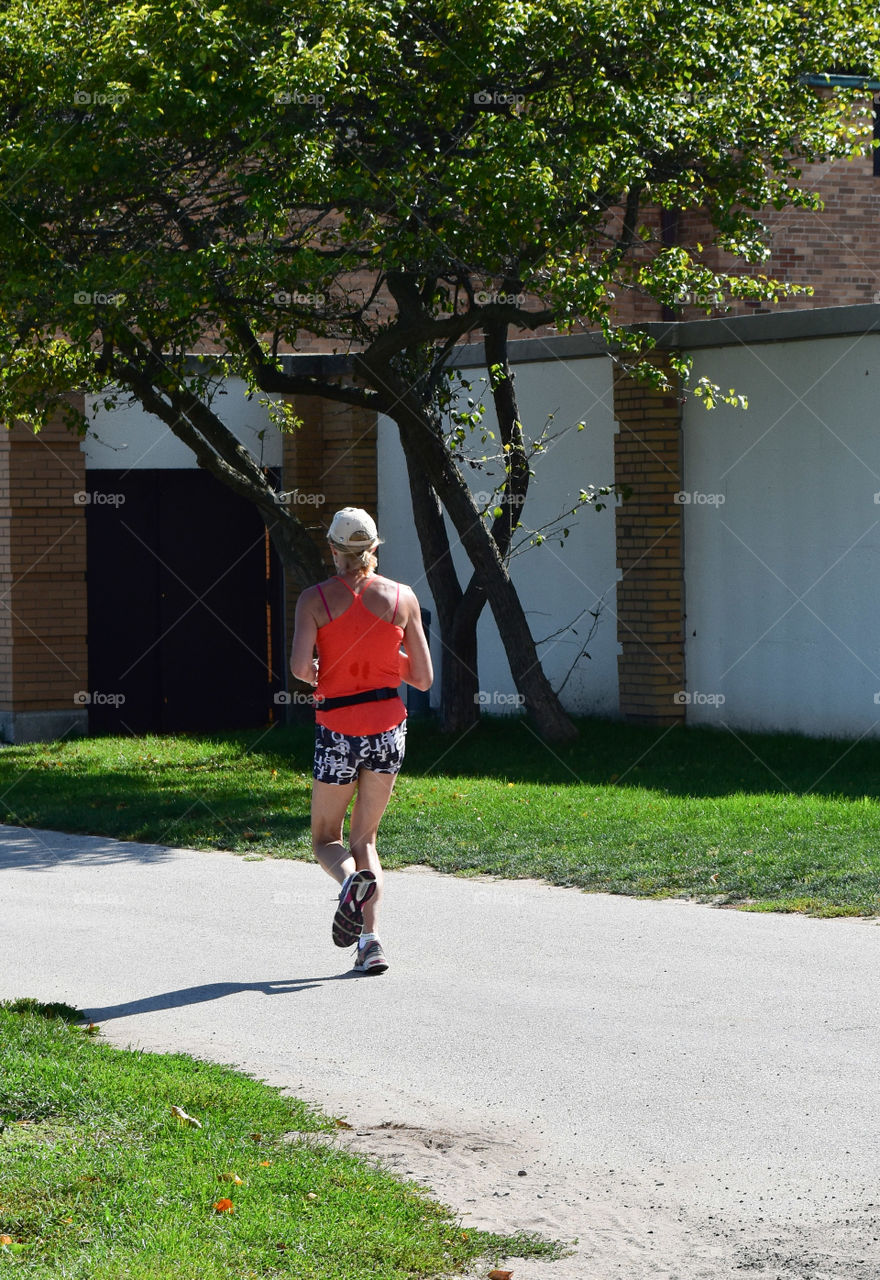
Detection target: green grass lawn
<box><xmin>1</xmin><ymin>717</ymin><xmax>879</xmax><ymax>916</ymax></box>
<box><xmin>0</xmin><ymin>1000</ymin><xmax>556</xmax><ymax>1278</ymax></box>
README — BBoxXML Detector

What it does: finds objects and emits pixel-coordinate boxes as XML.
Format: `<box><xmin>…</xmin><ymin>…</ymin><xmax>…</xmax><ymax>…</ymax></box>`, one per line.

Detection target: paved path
<box><xmin>1</xmin><ymin>823</ymin><xmax>879</xmax><ymax>1279</ymax></box>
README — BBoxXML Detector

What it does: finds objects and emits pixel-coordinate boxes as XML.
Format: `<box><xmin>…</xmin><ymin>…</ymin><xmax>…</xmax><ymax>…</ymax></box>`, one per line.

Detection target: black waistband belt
<box><xmin>316</xmin><ymin>686</ymin><xmax>399</xmax><ymax>712</ymax></box>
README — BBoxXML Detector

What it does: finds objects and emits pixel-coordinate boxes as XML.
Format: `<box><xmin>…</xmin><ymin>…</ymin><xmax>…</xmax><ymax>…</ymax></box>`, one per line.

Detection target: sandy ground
<box><xmin>1</xmin><ymin>825</ymin><xmax>879</xmax><ymax>1279</ymax></box>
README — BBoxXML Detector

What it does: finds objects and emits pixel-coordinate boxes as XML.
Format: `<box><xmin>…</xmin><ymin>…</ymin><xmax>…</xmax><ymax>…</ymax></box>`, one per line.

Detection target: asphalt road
<box><xmin>2</xmin><ymin>822</ymin><xmax>879</xmax><ymax>1279</ymax></box>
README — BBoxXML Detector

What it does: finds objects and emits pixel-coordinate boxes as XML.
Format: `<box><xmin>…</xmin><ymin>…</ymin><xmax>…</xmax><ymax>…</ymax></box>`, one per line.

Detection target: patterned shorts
<box><xmin>313</xmin><ymin>721</ymin><xmax>407</xmax><ymax>785</ymax></box>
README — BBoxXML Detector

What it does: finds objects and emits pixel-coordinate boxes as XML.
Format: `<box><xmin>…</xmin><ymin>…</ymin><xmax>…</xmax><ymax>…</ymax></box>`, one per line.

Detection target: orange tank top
<box><xmin>314</xmin><ymin>577</ymin><xmax>406</xmax><ymax>735</ymax></box>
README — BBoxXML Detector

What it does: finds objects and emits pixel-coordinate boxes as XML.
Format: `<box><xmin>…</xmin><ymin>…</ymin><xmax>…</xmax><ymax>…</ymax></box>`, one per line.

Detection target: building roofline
<box><xmin>181</xmin><ymin>305</ymin><xmax>880</xmax><ymax>379</ymax></box>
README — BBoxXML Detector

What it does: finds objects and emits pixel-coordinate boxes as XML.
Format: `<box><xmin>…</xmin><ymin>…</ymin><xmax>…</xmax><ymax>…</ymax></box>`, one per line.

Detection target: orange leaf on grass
<box><xmin>0</xmin><ymin>1236</ymin><xmax>13</xmax><ymax>1246</ymax></box>
<box><xmin>213</xmin><ymin>1199</ymin><xmax>235</xmax><ymax>1213</ymax></box>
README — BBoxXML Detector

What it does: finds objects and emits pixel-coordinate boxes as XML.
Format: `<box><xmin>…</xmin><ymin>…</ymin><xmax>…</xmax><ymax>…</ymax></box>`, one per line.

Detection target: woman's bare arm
<box><xmin>398</xmin><ymin>587</ymin><xmax>433</xmax><ymax>690</ymax></box>
<box><xmin>290</xmin><ymin>590</ymin><xmax>320</xmax><ymax>686</ymax></box>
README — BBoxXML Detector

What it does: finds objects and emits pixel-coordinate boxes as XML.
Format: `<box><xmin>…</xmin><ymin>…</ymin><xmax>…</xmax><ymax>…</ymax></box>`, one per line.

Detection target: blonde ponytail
<box><xmin>329</xmin><ymin>541</ymin><xmax>378</xmax><ymax>578</ymax></box>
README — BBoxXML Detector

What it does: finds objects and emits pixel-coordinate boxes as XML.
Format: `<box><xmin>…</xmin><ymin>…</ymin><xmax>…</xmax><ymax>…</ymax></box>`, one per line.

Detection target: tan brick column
<box><xmin>0</xmin><ymin>404</ymin><xmax>89</xmax><ymax>743</ymax></box>
<box><xmin>613</xmin><ymin>357</ymin><xmax>686</xmax><ymax>724</ymax></box>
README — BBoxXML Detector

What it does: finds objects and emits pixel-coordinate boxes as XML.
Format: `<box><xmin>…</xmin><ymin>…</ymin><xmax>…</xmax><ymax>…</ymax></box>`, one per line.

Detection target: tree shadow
<box><xmin>0</xmin><ymin>823</ymin><xmax>178</xmax><ymax>869</ymax></box>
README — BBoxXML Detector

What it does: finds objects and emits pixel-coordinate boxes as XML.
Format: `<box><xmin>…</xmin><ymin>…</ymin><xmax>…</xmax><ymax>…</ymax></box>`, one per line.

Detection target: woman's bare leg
<box><xmin>347</xmin><ymin>768</ymin><xmax>398</xmax><ymax>934</ymax></box>
<box><xmin>311</xmin><ymin>778</ymin><xmax>358</xmax><ymax>884</ymax></box>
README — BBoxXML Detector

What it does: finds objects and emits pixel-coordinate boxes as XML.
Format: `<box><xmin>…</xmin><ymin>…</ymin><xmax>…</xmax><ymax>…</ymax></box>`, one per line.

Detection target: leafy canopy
<box><xmin>0</xmin><ymin>0</ymin><xmax>877</xmax><ymax>428</ymax></box>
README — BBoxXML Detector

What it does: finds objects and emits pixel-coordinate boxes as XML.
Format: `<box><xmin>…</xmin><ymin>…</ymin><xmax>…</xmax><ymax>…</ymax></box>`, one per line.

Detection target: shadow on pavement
<box><xmin>0</xmin><ymin>824</ymin><xmax>176</xmax><ymax>869</ymax></box>
<box><xmin>81</xmin><ymin>974</ymin><xmax>361</xmax><ymax>1023</ymax></box>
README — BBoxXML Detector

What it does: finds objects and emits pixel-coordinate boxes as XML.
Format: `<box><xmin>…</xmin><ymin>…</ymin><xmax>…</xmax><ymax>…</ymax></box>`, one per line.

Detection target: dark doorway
<box><xmin>86</xmin><ymin>470</ymin><xmax>284</xmax><ymax>734</ymax></box>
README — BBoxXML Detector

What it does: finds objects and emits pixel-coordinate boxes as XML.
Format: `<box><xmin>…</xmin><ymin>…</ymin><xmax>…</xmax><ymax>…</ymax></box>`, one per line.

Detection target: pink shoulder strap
<box><xmin>315</xmin><ymin>584</ymin><xmax>333</xmax><ymax>623</ymax></box>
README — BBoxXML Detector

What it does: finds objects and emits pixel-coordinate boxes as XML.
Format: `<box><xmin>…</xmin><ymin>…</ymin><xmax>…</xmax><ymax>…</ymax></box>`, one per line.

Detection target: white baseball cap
<box><xmin>327</xmin><ymin>507</ymin><xmax>381</xmax><ymax>549</ymax></box>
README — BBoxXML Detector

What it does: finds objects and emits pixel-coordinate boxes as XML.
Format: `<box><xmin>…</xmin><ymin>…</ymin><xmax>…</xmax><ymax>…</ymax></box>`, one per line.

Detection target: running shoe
<box><xmin>353</xmin><ymin>939</ymin><xmax>388</xmax><ymax>975</ymax></box>
<box><xmin>331</xmin><ymin>869</ymin><xmax>377</xmax><ymax>947</ymax></box>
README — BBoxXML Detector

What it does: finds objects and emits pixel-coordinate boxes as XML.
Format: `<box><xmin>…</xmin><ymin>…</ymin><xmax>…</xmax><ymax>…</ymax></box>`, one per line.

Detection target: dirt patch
<box><xmin>293</xmin><ymin>1119</ymin><xmax>880</xmax><ymax>1280</ymax></box>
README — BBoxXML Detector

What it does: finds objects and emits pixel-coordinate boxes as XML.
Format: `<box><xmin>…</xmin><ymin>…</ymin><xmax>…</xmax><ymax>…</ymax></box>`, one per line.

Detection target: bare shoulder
<box><xmin>396</xmin><ymin>583</ymin><xmax>424</xmax><ymax>626</ymax></box>
<box><xmin>295</xmin><ymin>583</ymin><xmax>328</xmax><ymax>617</ymax></box>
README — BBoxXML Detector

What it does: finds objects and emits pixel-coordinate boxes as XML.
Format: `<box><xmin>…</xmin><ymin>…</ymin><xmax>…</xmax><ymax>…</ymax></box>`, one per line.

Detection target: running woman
<box><xmin>289</xmin><ymin>507</ymin><xmax>433</xmax><ymax>975</ymax></box>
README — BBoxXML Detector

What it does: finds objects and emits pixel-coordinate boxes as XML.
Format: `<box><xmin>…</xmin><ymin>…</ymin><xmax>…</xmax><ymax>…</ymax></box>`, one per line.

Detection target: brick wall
<box><xmin>0</xmin><ymin>406</ymin><xmax>89</xmax><ymax>741</ymax></box>
<box><xmin>675</xmin><ymin>156</ymin><xmax>880</xmax><ymax>319</ymax></box>
<box><xmin>281</xmin><ymin>394</ymin><xmax>378</xmax><ymax>660</ymax></box>
<box><xmin>613</xmin><ymin>357</ymin><xmax>686</xmax><ymax>724</ymax></box>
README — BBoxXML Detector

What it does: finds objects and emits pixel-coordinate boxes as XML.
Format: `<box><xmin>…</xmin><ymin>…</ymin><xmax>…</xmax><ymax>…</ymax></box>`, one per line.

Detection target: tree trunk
<box><xmin>263</xmin><ymin>503</ymin><xmax>327</xmax><ymax>590</ymax></box>
<box><xmin>388</xmin><ymin>385</ymin><xmax>577</xmax><ymax>743</ymax></box>
<box><xmin>402</xmin><ymin>440</ymin><xmax>481</xmax><ymax>732</ymax></box>
<box><xmin>440</xmin><ymin>622</ymin><xmax>480</xmax><ymax>733</ymax></box>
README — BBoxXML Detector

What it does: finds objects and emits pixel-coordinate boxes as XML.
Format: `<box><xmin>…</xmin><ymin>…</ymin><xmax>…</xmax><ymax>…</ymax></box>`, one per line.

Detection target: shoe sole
<box><xmin>354</xmin><ymin>959</ymin><xmax>389</xmax><ymax>975</ymax></box>
<box><xmin>332</xmin><ymin>870</ymin><xmax>377</xmax><ymax>947</ymax></box>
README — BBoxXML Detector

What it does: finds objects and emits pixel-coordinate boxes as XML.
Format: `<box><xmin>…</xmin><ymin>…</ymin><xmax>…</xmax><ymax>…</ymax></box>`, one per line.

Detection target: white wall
<box><xmin>377</xmin><ymin>354</ymin><xmax>620</xmax><ymax>716</ymax></box>
<box><xmin>82</xmin><ymin>379</ymin><xmax>284</xmax><ymax>470</ymax></box>
<box><xmin>682</xmin><ymin>333</ymin><xmax>880</xmax><ymax>736</ymax></box>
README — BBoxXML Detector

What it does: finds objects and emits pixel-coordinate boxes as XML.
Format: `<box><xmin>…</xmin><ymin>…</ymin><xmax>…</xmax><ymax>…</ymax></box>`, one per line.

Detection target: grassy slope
<box><xmin>0</xmin><ymin>1001</ymin><xmax>557</xmax><ymax>1278</ymax></box>
<box><xmin>0</xmin><ymin>718</ymin><xmax>878</xmax><ymax>915</ymax></box>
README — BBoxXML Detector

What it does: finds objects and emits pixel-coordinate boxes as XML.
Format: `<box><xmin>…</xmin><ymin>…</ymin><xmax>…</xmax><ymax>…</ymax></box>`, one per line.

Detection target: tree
<box><xmin>0</xmin><ymin>0</ymin><xmax>876</xmax><ymax>740</ymax></box>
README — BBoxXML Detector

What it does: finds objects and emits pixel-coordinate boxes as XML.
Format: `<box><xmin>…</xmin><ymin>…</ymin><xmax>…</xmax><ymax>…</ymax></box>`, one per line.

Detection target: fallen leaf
<box><xmin>217</xmin><ymin>1172</ymin><xmax>243</xmax><ymax>1184</ymax></box>
<box><xmin>488</xmin><ymin>1271</ymin><xmax>513</xmax><ymax>1280</ymax></box>
<box><xmin>333</xmin><ymin>1117</ymin><xmax>352</xmax><ymax>1130</ymax></box>
<box><xmin>213</xmin><ymin>1198</ymin><xmax>234</xmax><ymax>1213</ymax></box>
<box><xmin>259</xmin><ymin>1160</ymin><xmax>271</xmax><ymax>1167</ymax></box>
<box><xmin>710</xmin><ymin>873</ymin><xmax>719</xmax><ymax>884</ymax></box>
<box><xmin>305</xmin><ymin>1192</ymin><xmax>318</xmax><ymax>1202</ymax></box>
<box><xmin>0</xmin><ymin>1236</ymin><xmax>12</xmax><ymax>1246</ymax></box>
<box><xmin>170</xmin><ymin>1105</ymin><xmax>202</xmax><ymax>1129</ymax></box>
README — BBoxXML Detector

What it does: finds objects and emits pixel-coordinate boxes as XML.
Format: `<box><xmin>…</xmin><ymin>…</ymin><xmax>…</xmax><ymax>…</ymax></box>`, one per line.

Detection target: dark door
<box><xmin>86</xmin><ymin>470</ymin><xmax>284</xmax><ymax>734</ymax></box>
